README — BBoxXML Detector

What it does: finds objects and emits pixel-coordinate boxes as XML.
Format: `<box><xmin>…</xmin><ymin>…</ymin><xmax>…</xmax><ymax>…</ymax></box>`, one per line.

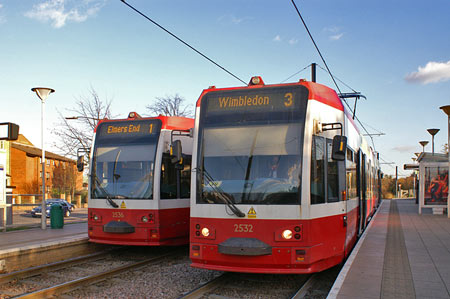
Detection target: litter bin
<box><xmin>50</xmin><ymin>204</ymin><xmax>64</xmax><ymax>229</ymax></box>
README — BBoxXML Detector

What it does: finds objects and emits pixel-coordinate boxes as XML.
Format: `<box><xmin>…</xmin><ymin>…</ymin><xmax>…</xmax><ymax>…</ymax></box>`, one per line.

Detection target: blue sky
<box><xmin>1</xmin><ymin>0</ymin><xmax>449</xmax><ymax>176</ymax></box>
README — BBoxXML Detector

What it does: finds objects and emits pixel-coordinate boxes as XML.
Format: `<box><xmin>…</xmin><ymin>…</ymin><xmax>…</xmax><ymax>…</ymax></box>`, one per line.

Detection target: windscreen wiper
<box><xmin>93</xmin><ymin>174</ymin><xmax>119</xmax><ymax>208</ymax></box>
<box><xmin>202</xmin><ymin>168</ymin><xmax>245</xmax><ymax>218</ymax></box>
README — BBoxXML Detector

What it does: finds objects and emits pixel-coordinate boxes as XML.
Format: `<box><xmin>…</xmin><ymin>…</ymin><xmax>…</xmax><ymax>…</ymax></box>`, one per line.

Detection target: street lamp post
<box><xmin>31</xmin><ymin>87</ymin><xmax>55</xmax><ymax>230</ymax></box>
<box><xmin>427</xmin><ymin>128</ymin><xmax>440</xmax><ymax>155</ymax></box>
<box><xmin>440</xmin><ymin>105</ymin><xmax>450</xmax><ymax>218</ymax></box>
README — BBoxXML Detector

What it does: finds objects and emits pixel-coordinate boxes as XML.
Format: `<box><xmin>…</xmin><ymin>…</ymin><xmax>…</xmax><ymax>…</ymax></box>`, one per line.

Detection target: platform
<box><xmin>0</xmin><ymin>222</ymin><xmax>92</xmax><ymax>273</ymax></box>
<box><xmin>328</xmin><ymin>199</ymin><xmax>450</xmax><ymax>299</ymax></box>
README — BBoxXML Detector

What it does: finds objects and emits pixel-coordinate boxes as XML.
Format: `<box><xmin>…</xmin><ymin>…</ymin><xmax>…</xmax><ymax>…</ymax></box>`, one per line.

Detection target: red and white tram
<box><xmin>84</xmin><ymin>112</ymin><xmax>194</xmax><ymax>246</ymax></box>
<box><xmin>189</xmin><ymin>77</ymin><xmax>380</xmax><ymax>273</ymax></box>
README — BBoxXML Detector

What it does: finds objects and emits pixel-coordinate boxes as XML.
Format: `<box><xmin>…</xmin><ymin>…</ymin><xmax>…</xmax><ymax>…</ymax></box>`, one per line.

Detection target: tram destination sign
<box><xmin>204</xmin><ymin>86</ymin><xmax>308</xmax><ymax>115</ymax></box>
<box><xmin>96</xmin><ymin>119</ymin><xmax>162</xmax><ymax>144</ymax></box>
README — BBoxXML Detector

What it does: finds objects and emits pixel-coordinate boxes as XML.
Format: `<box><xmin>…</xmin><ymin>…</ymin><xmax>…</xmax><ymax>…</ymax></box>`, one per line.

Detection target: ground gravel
<box><xmin>68</xmin><ymin>254</ymin><xmax>222</xmax><ymax>299</ymax></box>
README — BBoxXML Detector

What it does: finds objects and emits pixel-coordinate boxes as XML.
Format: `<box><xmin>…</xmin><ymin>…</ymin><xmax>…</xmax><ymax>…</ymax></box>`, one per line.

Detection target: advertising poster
<box><xmin>424</xmin><ymin>166</ymin><xmax>449</xmax><ymax>205</ymax></box>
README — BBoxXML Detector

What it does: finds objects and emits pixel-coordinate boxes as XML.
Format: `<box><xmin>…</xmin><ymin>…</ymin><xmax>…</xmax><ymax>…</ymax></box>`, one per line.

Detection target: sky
<box><xmin>0</xmin><ymin>0</ymin><xmax>449</xmax><ymax>177</ymax></box>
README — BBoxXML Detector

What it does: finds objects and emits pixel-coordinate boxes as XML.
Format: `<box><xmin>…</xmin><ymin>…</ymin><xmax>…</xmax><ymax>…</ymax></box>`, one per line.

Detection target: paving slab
<box><xmin>328</xmin><ymin>199</ymin><xmax>450</xmax><ymax>299</ymax></box>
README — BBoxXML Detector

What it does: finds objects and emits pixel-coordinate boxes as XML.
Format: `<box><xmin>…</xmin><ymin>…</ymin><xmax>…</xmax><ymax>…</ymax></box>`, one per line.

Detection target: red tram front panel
<box><xmin>190</xmin><ymin>215</ymin><xmax>347</xmax><ymax>274</ymax></box>
<box><xmin>87</xmin><ymin>114</ymin><xmax>194</xmax><ymax>246</ymax></box>
<box><xmin>189</xmin><ymin>77</ymin><xmax>379</xmax><ymax>274</ymax></box>
<box><xmin>89</xmin><ymin>207</ymin><xmax>189</xmax><ymax>246</ymax></box>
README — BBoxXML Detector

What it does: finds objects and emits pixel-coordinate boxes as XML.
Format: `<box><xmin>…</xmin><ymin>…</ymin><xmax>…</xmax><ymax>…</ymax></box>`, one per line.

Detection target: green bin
<box><xmin>50</xmin><ymin>204</ymin><xmax>64</xmax><ymax>229</ymax></box>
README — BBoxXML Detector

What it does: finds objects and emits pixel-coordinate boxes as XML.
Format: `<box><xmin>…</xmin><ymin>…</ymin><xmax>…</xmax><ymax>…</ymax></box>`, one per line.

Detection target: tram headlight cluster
<box><xmin>195</xmin><ymin>223</ymin><xmax>215</xmax><ymax>239</ymax></box>
<box><xmin>276</xmin><ymin>225</ymin><xmax>302</xmax><ymax>241</ymax></box>
<box><xmin>201</xmin><ymin>227</ymin><xmax>210</xmax><ymax>237</ymax></box>
<box><xmin>140</xmin><ymin>213</ymin><xmax>155</xmax><ymax>224</ymax></box>
<box><xmin>282</xmin><ymin>229</ymin><xmax>293</xmax><ymax>240</ymax></box>
<box><xmin>90</xmin><ymin>212</ymin><xmax>101</xmax><ymax>222</ymax></box>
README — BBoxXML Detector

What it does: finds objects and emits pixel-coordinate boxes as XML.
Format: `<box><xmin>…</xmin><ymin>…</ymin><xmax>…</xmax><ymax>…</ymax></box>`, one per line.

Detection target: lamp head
<box><xmin>427</xmin><ymin>128</ymin><xmax>440</xmax><ymax>136</ymax></box>
<box><xmin>31</xmin><ymin>87</ymin><xmax>55</xmax><ymax>102</ymax></box>
<box><xmin>440</xmin><ymin>105</ymin><xmax>450</xmax><ymax>116</ymax></box>
<box><xmin>419</xmin><ymin>141</ymin><xmax>429</xmax><ymax>147</ymax></box>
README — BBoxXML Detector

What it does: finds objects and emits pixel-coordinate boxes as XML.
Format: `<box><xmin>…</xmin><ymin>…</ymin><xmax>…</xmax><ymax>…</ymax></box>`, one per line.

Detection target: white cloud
<box><xmin>324</xmin><ymin>26</ymin><xmax>344</xmax><ymax>41</ymax></box>
<box><xmin>405</xmin><ymin>61</ymin><xmax>450</xmax><ymax>84</ymax></box>
<box><xmin>392</xmin><ymin>145</ymin><xmax>416</xmax><ymax>153</ymax></box>
<box><xmin>329</xmin><ymin>33</ymin><xmax>344</xmax><ymax>41</ymax></box>
<box><xmin>25</xmin><ymin>0</ymin><xmax>105</xmax><ymax>28</ymax></box>
<box><xmin>0</xmin><ymin>4</ymin><xmax>5</xmax><ymax>24</ymax></box>
<box><xmin>288</xmin><ymin>38</ymin><xmax>298</xmax><ymax>45</ymax></box>
<box><xmin>218</xmin><ymin>14</ymin><xmax>252</xmax><ymax>25</ymax></box>
<box><xmin>273</xmin><ymin>35</ymin><xmax>281</xmax><ymax>42</ymax></box>
<box><xmin>323</xmin><ymin>26</ymin><xmax>340</xmax><ymax>33</ymax></box>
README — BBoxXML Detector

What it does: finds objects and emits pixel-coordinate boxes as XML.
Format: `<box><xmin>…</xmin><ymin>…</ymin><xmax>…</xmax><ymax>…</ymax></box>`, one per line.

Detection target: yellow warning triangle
<box><xmin>247</xmin><ymin>207</ymin><xmax>256</xmax><ymax>218</ymax></box>
<box><xmin>120</xmin><ymin>201</ymin><xmax>126</xmax><ymax>209</ymax></box>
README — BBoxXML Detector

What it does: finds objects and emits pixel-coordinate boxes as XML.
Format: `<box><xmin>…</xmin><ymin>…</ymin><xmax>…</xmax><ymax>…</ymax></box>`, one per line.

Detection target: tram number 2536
<box><xmin>234</xmin><ymin>224</ymin><xmax>253</xmax><ymax>233</ymax></box>
<box><xmin>112</xmin><ymin>212</ymin><xmax>124</xmax><ymax>218</ymax></box>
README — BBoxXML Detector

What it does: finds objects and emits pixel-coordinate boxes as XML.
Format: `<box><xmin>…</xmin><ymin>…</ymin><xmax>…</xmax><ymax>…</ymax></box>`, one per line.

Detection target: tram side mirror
<box><xmin>332</xmin><ymin>135</ymin><xmax>347</xmax><ymax>161</ymax></box>
<box><xmin>171</xmin><ymin>140</ymin><xmax>182</xmax><ymax>164</ymax></box>
<box><xmin>77</xmin><ymin>155</ymin><xmax>84</xmax><ymax>172</ymax></box>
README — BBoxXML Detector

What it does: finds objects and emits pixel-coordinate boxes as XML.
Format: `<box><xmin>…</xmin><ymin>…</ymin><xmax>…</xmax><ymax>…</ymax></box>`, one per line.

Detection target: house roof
<box><xmin>11</xmin><ymin>142</ymin><xmax>75</xmax><ymax>163</ymax></box>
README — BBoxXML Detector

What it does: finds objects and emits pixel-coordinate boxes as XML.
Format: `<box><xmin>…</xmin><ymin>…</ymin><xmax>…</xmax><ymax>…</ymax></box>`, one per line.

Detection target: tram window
<box><xmin>180</xmin><ymin>155</ymin><xmax>192</xmax><ymax>198</ymax></box>
<box><xmin>327</xmin><ymin>140</ymin><xmax>339</xmax><ymax>202</ymax></box>
<box><xmin>346</xmin><ymin>148</ymin><xmax>353</xmax><ymax>162</ymax></box>
<box><xmin>311</xmin><ymin>136</ymin><xmax>325</xmax><ymax>204</ymax></box>
<box><xmin>346</xmin><ymin>147</ymin><xmax>357</xmax><ymax>199</ymax></box>
<box><xmin>161</xmin><ymin>153</ymin><xmax>177</xmax><ymax>199</ymax></box>
<box><xmin>160</xmin><ymin>153</ymin><xmax>192</xmax><ymax>199</ymax></box>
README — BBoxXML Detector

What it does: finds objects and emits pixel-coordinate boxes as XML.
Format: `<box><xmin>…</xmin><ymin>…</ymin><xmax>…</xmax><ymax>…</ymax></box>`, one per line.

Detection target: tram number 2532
<box><xmin>234</xmin><ymin>224</ymin><xmax>254</xmax><ymax>233</ymax></box>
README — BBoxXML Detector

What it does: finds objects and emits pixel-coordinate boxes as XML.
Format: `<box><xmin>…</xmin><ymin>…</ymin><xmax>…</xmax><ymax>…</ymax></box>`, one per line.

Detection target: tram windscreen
<box><xmin>91</xmin><ymin>119</ymin><xmax>161</xmax><ymax>200</ymax></box>
<box><xmin>197</xmin><ymin>85</ymin><xmax>309</xmax><ymax>205</ymax></box>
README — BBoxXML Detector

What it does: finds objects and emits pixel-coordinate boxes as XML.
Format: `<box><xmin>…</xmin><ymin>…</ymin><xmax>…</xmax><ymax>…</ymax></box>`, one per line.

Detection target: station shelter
<box><xmin>415</xmin><ymin>152</ymin><xmax>449</xmax><ymax>215</ymax></box>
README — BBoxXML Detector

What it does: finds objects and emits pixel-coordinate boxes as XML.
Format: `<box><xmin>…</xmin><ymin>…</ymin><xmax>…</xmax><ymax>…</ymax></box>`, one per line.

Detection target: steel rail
<box><xmin>0</xmin><ymin>250</ymin><xmax>112</xmax><ymax>285</ymax></box>
<box><xmin>16</xmin><ymin>250</ymin><xmax>179</xmax><ymax>299</ymax></box>
<box><xmin>290</xmin><ymin>274</ymin><xmax>317</xmax><ymax>299</ymax></box>
<box><xmin>178</xmin><ymin>272</ymin><xmax>232</xmax><ymax>299</ymax></box>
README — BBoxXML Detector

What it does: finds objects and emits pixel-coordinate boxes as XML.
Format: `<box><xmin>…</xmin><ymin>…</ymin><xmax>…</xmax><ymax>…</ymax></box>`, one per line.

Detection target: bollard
<box><xmin>50</xmin><ymin>204</ymin><xmax>64</xmax><ymax>229</ymax></box>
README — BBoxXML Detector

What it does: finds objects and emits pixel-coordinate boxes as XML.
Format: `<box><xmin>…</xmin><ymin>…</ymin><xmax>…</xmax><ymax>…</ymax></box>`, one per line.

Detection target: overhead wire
<box><xmin>289</xmin><ymin>0</ymin><xmax>380</xmax><ymax>151</ymax></box>
<box><xmin>281</xmin><ymin>63</ymin><xmax>312</xmax><ymax>83</ymax></box>
<box><xmin>120</xmin><ymin>0</ymin><xmax>247</xmax><ymax>85</ymax></box>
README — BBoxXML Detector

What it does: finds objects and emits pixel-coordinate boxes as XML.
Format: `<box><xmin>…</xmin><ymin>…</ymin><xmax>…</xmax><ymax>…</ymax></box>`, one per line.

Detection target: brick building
<box><xmin>7</xmin><ymin>135</ymin><xmax>83</xmax><ymax>200</ymax></box>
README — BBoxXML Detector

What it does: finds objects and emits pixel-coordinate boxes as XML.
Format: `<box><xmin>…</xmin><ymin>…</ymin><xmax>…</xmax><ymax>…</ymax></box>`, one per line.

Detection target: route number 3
<box><xmin>284</xmin><ymin>93</ymin><xmax>293</xmax><ymax>107</ymax></box>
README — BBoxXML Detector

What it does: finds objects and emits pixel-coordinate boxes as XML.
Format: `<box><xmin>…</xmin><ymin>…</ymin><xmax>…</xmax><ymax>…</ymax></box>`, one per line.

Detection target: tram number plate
<box><xmin>112</xmin><ymin>212</ymin><xmax>124</xmax><ymax>218</ymax></box>
<box><xmin>234</xmin><ymin>224</ymin><xmax>253</xmax><ymax>233</ymax></box>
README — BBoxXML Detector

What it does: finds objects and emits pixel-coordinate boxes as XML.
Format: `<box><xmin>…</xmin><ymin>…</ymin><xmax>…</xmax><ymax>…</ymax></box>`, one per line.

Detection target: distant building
<box><xmin>4</xmin><ymin>135</ymin><xmax>83</xmax><ymax>199</ymax></box>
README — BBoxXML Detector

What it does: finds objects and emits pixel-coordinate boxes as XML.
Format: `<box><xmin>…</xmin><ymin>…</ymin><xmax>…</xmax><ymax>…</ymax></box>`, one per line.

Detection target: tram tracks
<box><xmin>179</xmin><ymin>272</ymin><xmax>319</xmax><ymax>299</ymax></box>
<box><xmin>0</xmin><ymin>247</ymin><xmax>182</xmax><ymax>298</ymax></box>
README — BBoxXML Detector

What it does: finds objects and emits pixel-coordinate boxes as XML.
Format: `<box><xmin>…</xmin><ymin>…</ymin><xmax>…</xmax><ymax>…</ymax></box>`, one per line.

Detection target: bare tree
<box><xmin>52</xmin><ymin>162</ymin><xmax>77</xmax><ymax>200</ymax></box>
<box><xmin>146</xmin><ymin>94</ymin><xmax>193</xmax><ymax>117</ymax></box>
<box><xmin>52</xmin><ymin>87</ymin><xmax>114</xmax><ymax>162</ymax></box>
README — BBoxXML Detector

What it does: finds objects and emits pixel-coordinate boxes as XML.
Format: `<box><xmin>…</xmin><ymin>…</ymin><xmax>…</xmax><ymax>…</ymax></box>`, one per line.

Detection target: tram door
<box><xmin>357</xmin><ymin>150</ymin><xmax>367</xmax><ymax>235</ymax></box>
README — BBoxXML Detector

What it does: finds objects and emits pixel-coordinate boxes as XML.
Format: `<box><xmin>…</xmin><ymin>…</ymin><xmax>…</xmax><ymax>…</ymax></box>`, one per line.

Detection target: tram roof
<box><xmin>196</xmin><ymin>79</ymin><xmax>344</xmax><ymax>112</ymax></box>
<box><xmin>94</xmin><ymin>114</ymin><xmax>194</xmax><ymax>132</ymax></box>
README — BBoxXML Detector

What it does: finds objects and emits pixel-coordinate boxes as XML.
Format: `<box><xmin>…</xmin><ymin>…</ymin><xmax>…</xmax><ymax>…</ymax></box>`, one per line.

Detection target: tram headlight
<box><xmin>141</xmin><ymin>216</ymin><xmax>149</xmax><ymax>223</ymax></box>
<box><xmin>282</xmin><ymin>229</ymin><xmax>293</xmax><ymax>240</ymax></box>
<box><xmin>201</xmin><ymin>227</ymin><xmax>210</xmax><ymax>237</ymax></box>
<box><xmin>93</xmin><ymin>215</ymin><xmax>99</xmax><ymax>221</ymax></box>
